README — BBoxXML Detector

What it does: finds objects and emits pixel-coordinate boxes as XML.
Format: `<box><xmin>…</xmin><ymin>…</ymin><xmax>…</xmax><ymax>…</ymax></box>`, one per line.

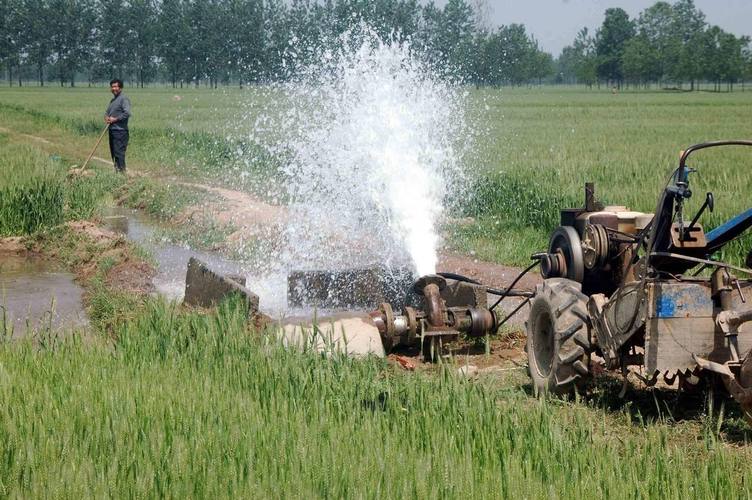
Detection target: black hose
<box><xmin>495</xmin><ymin>297</ymin><xmax>532</xmax><ymax>331</ymax></box>
<box><xmin>487</xmin><ymin>287</ymin><xmax>534</xmax><ymax>298</ymax></box>
<box><xmin>437</xmin><ymin>272</ymin><xmax>535</xmax><ymax>298</ymax></box>
<box><xmin>436</xmin><ymin>272</ymin><xmax>482</xmax><ymax>285</ymax></box>
<box><xmin>490</xmin><ymin>260</ymin><xmax>540</xmax><ymax>310</ymax></box>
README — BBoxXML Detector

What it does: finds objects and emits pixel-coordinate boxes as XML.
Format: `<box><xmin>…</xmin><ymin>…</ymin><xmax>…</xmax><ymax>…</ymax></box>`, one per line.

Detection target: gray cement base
<box><xmin>184</xmin><ymin>257</ymin><xmax>259</xmax><ymax>317</ymax></box>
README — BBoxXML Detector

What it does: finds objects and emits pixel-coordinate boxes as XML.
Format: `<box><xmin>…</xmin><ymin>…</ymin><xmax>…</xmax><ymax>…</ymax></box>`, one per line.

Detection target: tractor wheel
<box><xmin>526</xmin><ymin>278</ymin><xmax>592</xmax><ymax>396</ymax></box>
<box><xmin>737</xmin><ymin>353</ymin><xmax>752</xmax><ymax>426</ymax></box>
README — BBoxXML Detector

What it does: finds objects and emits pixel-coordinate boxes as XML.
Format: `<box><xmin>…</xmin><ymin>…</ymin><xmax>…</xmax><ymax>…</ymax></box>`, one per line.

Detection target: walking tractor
<box><xmin>369</xmin><ymin>140</ymin><xmax>752</xmax><ymax>422</ymax></box>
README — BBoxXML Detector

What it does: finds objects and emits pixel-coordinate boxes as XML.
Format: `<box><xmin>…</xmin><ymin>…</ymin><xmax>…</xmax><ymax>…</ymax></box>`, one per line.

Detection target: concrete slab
<box><xmin>184</xmin><ymin>257</ymin><xmax>259</xmax><ymax>317</ymax></box>
<box><xmin>287</xmin><ymin>267</ymin><xmax>414</xmax><ymax>309</ymax></box>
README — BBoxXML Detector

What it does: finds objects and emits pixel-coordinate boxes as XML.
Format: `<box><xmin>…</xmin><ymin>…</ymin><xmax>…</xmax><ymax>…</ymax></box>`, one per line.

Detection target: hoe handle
<box><xmin>80</xmin><ymin>123</ymin><xmax>110</xmax><ymax>173</ymax></box>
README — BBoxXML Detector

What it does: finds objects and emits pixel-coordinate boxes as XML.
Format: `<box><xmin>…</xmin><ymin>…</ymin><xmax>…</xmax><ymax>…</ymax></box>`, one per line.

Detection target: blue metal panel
<box><xmin>706</xmin><ymin>207</ymin><xmax>752</xmax><ymax>253</ymax></box>
<box><xmin>651</xmin><ymin>282</ymin><xmax>713</xmax><ymax>318</ymax></box>
<box><xmin>655</xmin><ymin>296</ymin><xmax>675</xmax><ymax>317</ymax></box>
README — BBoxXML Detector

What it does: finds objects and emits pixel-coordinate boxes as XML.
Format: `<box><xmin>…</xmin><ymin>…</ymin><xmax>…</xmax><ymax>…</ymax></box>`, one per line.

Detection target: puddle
<box><xmin>103</xmin><ymin>207</ymin><xmax>289</xmax><ymax>314</ymax></box>
<box><xmin>0</xmin><ymin>256</ymin><xmax>88</xmax><ymax>337</ymax></box>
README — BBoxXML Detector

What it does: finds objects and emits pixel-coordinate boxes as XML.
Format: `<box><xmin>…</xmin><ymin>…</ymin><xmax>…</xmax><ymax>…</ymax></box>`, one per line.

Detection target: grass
<box><xmin>0</xmin><ymin>296</ymin><xmax>750</xmax><ymax>497</ymax></box>
<box><xmin>119</xmin><ymin>177</ymin><xmax>204</xmax><ymax>220</ymax></box>
<box><xmin>0</xmin><ymin>139</ymin><xmax>125</xmax><ymax>236</ymax></box>
<box><xmin>1</xmin><ymin>86</ymin><xmax>750</xmax><ymax>265</ymax></box>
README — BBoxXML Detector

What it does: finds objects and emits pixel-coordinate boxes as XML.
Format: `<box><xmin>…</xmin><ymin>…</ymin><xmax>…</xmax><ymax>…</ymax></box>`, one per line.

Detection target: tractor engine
<box><xmin>538</xmin><ymin>182</ymin><xmax>653</xmax><ymax>296</ymax></box>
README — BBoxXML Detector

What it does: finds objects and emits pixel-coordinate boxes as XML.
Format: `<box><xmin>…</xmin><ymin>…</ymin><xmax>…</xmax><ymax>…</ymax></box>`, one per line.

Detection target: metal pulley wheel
<box><xmin>541</xmin><ymin>226</ymin><xmax>585</xmax><ymax>283</ymax></box>
<box><xmin>581</xmin><ymin>224</ymin><xmax>609</xmax><ymax>270</ymax></box>
<box><xmin>375</xmin><ymin>302</ymin><xmax>397</xmax><ymax>350</ymax></box>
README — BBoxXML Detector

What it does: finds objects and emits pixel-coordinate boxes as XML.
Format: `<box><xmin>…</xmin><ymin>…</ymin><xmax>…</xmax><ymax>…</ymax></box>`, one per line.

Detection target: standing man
<box><xmin>105</xmin><ymin>79</ymin><xmax>131</xmax><ymax>173</ymax></box>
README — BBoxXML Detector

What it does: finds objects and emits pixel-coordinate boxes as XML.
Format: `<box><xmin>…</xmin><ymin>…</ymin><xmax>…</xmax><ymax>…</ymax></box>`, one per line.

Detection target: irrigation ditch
<box><xmin>1</xmin><ymin>165</ymin><xmax>538</xmax><ymax>375</ymax></box>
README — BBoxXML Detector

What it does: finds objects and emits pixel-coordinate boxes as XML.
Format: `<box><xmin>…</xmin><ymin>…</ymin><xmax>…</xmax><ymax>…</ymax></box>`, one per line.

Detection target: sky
<box><xmin>435</xmin><ymin>0</ymin><xmax>752</xmax><ymax>57</ymax></box>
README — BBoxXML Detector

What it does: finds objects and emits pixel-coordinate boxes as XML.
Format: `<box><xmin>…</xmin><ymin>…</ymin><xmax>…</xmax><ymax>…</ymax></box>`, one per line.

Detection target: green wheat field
<box><xmin>2</xmin><ymin>85</ymin><xmax>750</xmax><ymax>264</ymax></box>
<box><xmin>1</xmin><ymin>86</ymin><xmax>751</xmax><ymax>497</ymax></box>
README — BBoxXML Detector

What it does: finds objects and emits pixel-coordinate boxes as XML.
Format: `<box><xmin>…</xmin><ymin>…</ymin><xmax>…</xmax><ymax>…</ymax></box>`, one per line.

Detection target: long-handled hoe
<box><xmin>68</xmin><ymin>123</ymin><xmax>109</xmax><ymax>177</ymax></box>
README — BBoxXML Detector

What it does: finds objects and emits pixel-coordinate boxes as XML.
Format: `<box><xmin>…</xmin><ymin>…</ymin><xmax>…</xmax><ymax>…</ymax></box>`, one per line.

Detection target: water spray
<box><xmin>245</xmin><ymin>24</ymin><xmax>470</xmax><ymax>293</ymax></box>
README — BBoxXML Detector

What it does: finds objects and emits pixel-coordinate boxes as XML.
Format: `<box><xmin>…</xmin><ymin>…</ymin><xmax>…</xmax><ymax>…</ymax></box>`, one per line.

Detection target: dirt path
<box><xmin>0</xmin><ymin>126</ymin><xmax>113</xmax><ymax>166</ymax></box>
<box><xmin>3</xmin><ymin>124</ymin><xmax>540</xmax><ymax>292</ymax></box>
<box><xmin>177</xmin><ymin>181</ymin><xmax>288</xmax><ymax>242</ymax></box>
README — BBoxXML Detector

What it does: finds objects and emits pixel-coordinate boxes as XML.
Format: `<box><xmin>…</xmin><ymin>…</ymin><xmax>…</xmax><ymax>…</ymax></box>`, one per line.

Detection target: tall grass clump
<box><xmin>0</xmin><ymin>142</ymin><xmax>125</xmax><ymax>235</ymax></box>
<box><xmin>464</xmin><ymin>170</ymin><xmax>580</xmax><ymax>230</ymax></box>
<box><xmin>65</xmin><ymin>169</ymin><xmax>125</xmax><ymax>219</ymax></box>
<box><xmin>449</xmin><ymin>170</ymin><xmax>581</xmax><ymax>265</ymax></box>
<box><xmin>0</xmin><ymin>144</ymin><xmax>64</xmax><ymax>235</ymax></box>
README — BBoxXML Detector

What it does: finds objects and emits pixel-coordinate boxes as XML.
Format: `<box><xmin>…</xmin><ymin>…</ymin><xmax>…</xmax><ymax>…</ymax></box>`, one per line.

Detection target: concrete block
<box><xmin>184</xmin><ymin>257</ymin><xmax>259</xmax><ymax>316</ymax></box>
<box><xmin>287</xmin><ymin>267</ymin><xmax>414</xmax><ymax>309</ymax></box>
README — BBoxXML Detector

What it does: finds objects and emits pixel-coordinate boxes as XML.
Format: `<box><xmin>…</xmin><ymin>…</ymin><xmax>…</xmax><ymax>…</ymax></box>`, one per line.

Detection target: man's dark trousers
<box><xmin>109</xmin><ymin>128</ymin><xmax>129</xmax><ymax>173</ymax></box>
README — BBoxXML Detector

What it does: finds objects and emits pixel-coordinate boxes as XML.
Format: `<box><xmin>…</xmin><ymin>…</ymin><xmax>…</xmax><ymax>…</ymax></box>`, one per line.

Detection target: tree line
<box><xmin>1</xmin><ymin>0</ymin><xmax>543</xmax><ymax>87</ymax></box>
<box><xmin>557</xmin><ymin>0</ymin><xmax>752</xmax><ymax>90</ymax></box>
<box><xmin>0</xmin><ymin>0</ymin><xmax>750</xmax><ymax>89</ymax></box>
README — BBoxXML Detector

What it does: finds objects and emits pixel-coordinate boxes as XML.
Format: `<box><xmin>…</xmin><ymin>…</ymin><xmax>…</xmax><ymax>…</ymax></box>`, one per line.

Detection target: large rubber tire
<box><xmin>736</xmin><ymin>352</ymin><xmax>752</xmax><ymax>426</ymax></box>
<box><xmin>526</xmin><ymin>278</ymin><xmax>592</xmax><ymax>396</ymax></box>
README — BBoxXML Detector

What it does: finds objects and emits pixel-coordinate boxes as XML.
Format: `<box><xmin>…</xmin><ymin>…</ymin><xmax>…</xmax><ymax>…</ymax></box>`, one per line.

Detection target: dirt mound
<box><xmin>66</xmin><ymin>221</ymin><xmax>124</xmax><ymax>248</ymax></box>
<box><xmin>0</xmin><ymin>237</ymin><xmax>27</xmax><ymax>255</ymax></box>
<box><xmin>106</xmin><ymin>258</ymin><xmax>156</xmax><ymax>295</ymax></box>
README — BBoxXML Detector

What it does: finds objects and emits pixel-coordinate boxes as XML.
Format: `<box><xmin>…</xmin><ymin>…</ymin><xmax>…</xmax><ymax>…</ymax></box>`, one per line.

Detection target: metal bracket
<box><xmin>693</xmin><ymin>354</ymin><xmax>752</xmax><ymax>419</ymax></box>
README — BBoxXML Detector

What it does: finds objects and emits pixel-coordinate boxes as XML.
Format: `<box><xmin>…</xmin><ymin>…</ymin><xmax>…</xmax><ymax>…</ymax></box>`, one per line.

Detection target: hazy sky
<box><xmin>435</xmin><ymin>0</ymin><xmax>752</xmax><ymax>56</ymax></box>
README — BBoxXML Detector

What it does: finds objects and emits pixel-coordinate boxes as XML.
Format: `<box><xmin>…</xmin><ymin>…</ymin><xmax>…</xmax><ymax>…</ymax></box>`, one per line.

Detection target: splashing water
<box><xmin>249</xmin><ymin>26</ymin><xmax>470</xmax><ymax>282</ymax></box>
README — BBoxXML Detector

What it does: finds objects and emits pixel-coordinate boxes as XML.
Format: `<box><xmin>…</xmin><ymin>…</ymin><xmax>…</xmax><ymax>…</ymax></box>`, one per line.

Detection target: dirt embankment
<box><xmin>1</xmin><ymin>221</ymin><xmax>155</xmax><ymax>297</ymax></box>
<box><xmin>0</xmin><ymin>237</ymin><xmax>26</xmax><ymax>255</ymax></box>
<box><xmin>64</xmin><ymin>221</ymin><xmax>155</xmax><ymax>295</ymax></box>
